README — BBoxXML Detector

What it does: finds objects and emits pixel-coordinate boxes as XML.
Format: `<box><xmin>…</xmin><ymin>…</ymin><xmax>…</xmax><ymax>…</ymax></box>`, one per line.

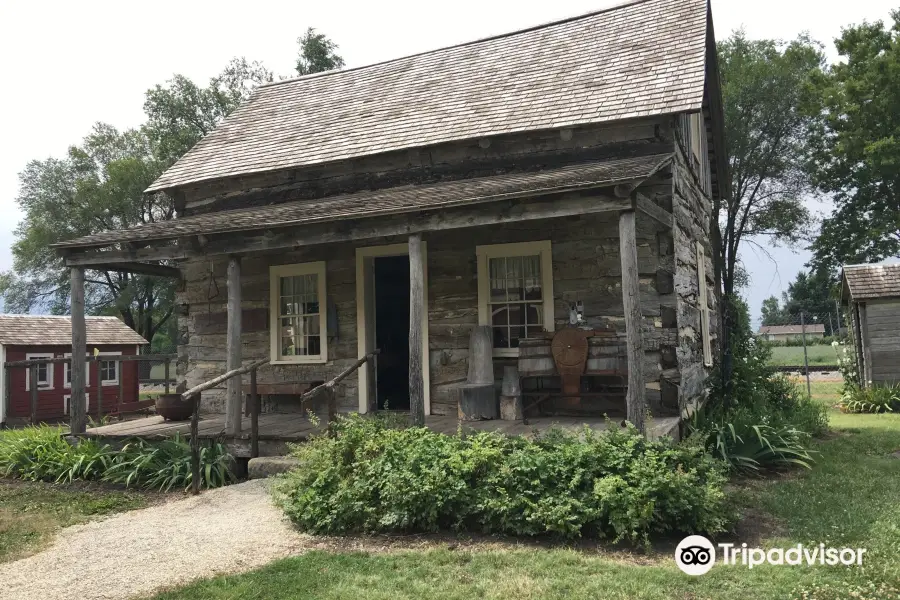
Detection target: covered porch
<box><xmin>82</xmin><ymin>412</ymin><xmax>682</xmax><ymax>457</ymax></box>
<box><xmin>55</xmin><ymin>153</ymin><xmax>681</xmax><ymax>442</ymax></box>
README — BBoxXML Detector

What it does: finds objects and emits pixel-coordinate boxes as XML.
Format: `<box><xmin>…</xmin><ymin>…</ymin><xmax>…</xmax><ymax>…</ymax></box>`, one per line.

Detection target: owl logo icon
<box><xmin>675</xmin><ymin>535</ymin><xmax>716</xmax><ymax>575</ymax></box>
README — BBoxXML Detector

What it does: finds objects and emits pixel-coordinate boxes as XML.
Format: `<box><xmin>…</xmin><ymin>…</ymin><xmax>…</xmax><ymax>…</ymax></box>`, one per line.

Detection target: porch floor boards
<box><xmin>83</xmin><ymin>412</ymin><xmax>681</xmax><ymax>446</ymax></box>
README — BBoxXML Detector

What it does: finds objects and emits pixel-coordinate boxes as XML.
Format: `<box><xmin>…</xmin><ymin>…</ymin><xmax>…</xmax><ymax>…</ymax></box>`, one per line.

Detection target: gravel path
<box><xmin>0</xmin><ymin>480</ymin><xmax>307</xmax><ymax>600</ymax></box>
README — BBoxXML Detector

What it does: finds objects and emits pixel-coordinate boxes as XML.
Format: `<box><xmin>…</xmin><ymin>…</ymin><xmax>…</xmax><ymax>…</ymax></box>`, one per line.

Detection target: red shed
<box><xmin>0</xmin><ymin>315</ymin><xmax>148</xmax><ymax>425</ymax></box>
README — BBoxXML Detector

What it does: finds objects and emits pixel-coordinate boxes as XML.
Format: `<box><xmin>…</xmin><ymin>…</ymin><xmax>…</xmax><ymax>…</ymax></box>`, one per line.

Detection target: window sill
<box><xmin>101</xmin><ymin>381</ymin><xmax>119</xmax><ymax>386</ymax></box>
<box><xmin>270</xmin><ymin>357</ymin><xmax>327</xmax><ymax>366</ymax></box>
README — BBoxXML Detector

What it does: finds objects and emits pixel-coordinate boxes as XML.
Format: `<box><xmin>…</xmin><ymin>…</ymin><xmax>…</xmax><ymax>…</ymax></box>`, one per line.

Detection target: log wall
<box><xmin>172</xmin><ymin>113</ymin><xmax>717</xmax><ymax>420</ymax></box>
<box><xmin>175</xmin><ymin>197</ymin><xmax>674</xmax><ymax>417</ymax></box>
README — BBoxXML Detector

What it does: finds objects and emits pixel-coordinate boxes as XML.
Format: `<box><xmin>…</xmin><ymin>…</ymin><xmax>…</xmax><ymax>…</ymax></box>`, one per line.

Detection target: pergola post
<box><xmin>70</xmin><ymin>266</ymin><xmax>87</xmax><ymax>434</ymax></box>
<box><xmin>408</xmin><ymin>234</ymin><xmax>425</xmax><ymax>426</ymax></box>
<box><xmin>225</xmin><ymin>256</ymin><xmax>242</xmax><ymax>435</ymax></box>
<box><xmin>619</xmin><ymin>210</ymin><xmax>646</xmax><ymax>434</ymax></box>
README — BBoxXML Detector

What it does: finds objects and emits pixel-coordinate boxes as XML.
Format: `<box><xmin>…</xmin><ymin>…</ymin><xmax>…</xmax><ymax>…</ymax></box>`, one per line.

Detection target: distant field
<box><xmin>768</xmin><ymin>344</ymin><xmax>838</xmax><ymax>367</ymax></box>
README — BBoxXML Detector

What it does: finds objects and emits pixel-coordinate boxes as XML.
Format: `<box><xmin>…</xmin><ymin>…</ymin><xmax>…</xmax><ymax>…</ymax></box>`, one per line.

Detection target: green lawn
<box><xmin>768</xmin><ymin>345</ymin><xmax>838</xmax><ymax>367</ymax></box>
<box><xmin>0</xmin><ymin>479</ymin><xmax>149</xmax><ymax>563</ymax></box>
<box><xmin>149</xmin><ymin>382</ymin><xmax>900</xmax><ymax>600</ymax></box>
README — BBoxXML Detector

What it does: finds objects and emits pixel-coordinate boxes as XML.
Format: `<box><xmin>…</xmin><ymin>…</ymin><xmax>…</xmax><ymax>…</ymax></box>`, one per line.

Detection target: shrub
<box><xmin>695</xmin><ymin>298</ymin><xmax>827</xmax><ymax>473</ymax></box>
<box><xmin>840</xmin><ymin>384</ymin><xmax>899</xmax><ymax>414</ymax></box>
<box><xmin>0</xmin><ymin>426</ymin><xmax>234</xmax><ymax>491</ymax></box>
<box><xmin>274</xmin><ymin>415</ymin><xmax>733</xmax><ymax>546</ymax></box>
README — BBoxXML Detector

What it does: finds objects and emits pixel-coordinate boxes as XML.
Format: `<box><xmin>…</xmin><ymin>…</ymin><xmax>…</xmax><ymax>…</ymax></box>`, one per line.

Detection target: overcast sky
<box><xmin>0</xmin><ymin>0</ymin><xmax>896</xmax><ymax>323</ymax></box>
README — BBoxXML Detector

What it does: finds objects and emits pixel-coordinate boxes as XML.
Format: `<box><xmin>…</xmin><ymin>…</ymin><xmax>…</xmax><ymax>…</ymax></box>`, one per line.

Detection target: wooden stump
<box><xmin>499</xmin><ymin>365</ymin><xmax>522</xmax><ymax>420</ymax></box>
<box><xmin>467</xmin><ymin>325</ymin><xmax>494</xmax><ymax>385</ymax></box>
<box><xmin>457</xmin><ymin>383</ymin><xmax>498</xmax><ymax>421</ymax></box>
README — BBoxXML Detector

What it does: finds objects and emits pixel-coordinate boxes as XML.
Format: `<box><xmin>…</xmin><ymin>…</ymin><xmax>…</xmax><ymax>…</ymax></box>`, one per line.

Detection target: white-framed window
<box><xmin>98</xmin><ymin>351</ymin><xmax>122</xmax><ymax>386</ymax></box>
<box><xmin>25</xmin><ymin>353</ymin><xmax>54</xmax><ymax>391</ymax></box>
<box><xmin>476</xmin><ymin>241</ymin><xmax>555</xmax><ymax>357</ymax></box>
<box><xmin>269</xmin><ymin>261</ymin><xmax>328</xmax><ymax>364</ymax></box>
<box><xmin>63</xmin><ymin>353</ymin><xmax>91</xmax><ymax>389</ymax></box>
<box><xmin>63</xmin><ymin>394</ymin><xmax>90</xmax><ymax>416</ymax></box>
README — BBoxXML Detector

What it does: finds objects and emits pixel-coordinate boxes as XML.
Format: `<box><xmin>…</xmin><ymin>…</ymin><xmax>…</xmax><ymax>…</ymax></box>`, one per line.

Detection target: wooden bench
<box><xmin>241</xmin><ymin>380</ymin><xmax>324</xmax><ymax>416</ymax></box>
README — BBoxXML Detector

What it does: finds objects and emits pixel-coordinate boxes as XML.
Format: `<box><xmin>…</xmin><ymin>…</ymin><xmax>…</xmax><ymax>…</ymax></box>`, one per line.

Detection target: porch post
<box><xmin>225</xmin><ymin>256</ymin><xmax>243</xmax><ymax>435</ymax></box>
<box><xmin>619</xmin><ymin>210</ymin><xmax>646</xmax><ymax>433</ymax></box>
<box><xmin>408</xmin><ymin>234</ymin><xmax>425</xmax><ymax>426</ymax></box>
<box><xmin>70</xmin><ymin>266</ymin><xmax>87</xmax><ymax>434</ymax></box>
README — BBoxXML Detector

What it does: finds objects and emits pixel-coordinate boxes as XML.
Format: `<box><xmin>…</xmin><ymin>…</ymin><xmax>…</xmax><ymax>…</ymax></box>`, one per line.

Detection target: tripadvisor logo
<box><xmin>675</xmin><ymin>536</ymin><xmax>867</xmax><ymax>576</ymax></box>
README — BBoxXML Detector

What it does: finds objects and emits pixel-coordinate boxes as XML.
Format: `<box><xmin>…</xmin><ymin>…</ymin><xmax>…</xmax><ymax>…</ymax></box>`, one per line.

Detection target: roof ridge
<box><xmin>261</xmin><ymin>0</ymin><xmax>656</xmax><ymax>89</ymax></box>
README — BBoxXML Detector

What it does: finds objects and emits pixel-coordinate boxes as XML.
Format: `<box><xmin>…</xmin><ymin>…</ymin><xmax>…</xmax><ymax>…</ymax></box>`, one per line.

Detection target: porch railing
<box><xmin>178</xmin><ymin>349</ymin><xmax>379</xmax><ymax>494</ymax></box>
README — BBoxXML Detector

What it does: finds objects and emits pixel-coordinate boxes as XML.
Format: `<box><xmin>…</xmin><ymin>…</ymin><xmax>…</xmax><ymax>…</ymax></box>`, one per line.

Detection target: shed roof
<box><xmin>146</xmin><ymin>0</ymin><xmax>708</xmax><ymax>192</ymax></box>
<box><xmin>0</xmin><ymin>315</ymin><xmax>148</xmax><ymax>346</ymax></box>
<box><xmin>842</xmin><ymin>263</ymin><xmax>900</xmax><ymax>301</ymax></box>
<box><xmin>57</xmin><ymin>153</ymin><xmax>671</xmax><ymax>249</ymax></box>
<box><xmin>758</xmin><ymin>325</ymin><xmax>826</xmax><ymax>336</ymax></box>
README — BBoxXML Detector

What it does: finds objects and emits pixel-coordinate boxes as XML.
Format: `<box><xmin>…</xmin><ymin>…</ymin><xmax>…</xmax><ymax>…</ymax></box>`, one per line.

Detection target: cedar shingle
<box><xmin>145</xmin><ymin>0</ymin><xmax>707</xmax><ymax>192</ymax></box>
<box><xmin>57</xmin><ymin>154</ymin><xmax>671</xmax><ymax>248</ymax></box>
<box><xmin>843</xmin><ymin>264</ymin><xmax>900</xmax><ymax>300</ymax></box>
<box><xmin>0</xmin><ymin>316</ymin><xmax>148</xmax><ymax>346</ymax></box>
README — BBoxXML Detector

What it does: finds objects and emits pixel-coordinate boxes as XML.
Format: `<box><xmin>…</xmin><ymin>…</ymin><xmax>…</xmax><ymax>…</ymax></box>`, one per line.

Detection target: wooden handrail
<box><xmin>181</xmin><ymin>358</ymin><xmax>269</xmax><ymax>401</ymax></box>
<box><xmin>298</xmin><ymin>349</ymin><xmax>381</xmax><ymax>402</ymax></box>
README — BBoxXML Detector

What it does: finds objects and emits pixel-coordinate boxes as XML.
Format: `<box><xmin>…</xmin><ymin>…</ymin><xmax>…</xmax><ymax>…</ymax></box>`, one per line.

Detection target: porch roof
<box><xmin>145</xmin><ymin>0</ymin><xmax>708</xmax><ymax>193</ymax></box>
<box><xmin>55</xmin><ymin>153</ymin><xmax>672</xmax><ymax>251</ymax></box>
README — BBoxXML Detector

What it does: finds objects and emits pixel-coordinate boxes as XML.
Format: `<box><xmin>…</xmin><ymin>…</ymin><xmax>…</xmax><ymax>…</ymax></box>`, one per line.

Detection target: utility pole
<box><xmin>834</xmin><ymin>298</ymin><xmax>843</xmax><ymax>338</ymax></box>
<box><xmin>801</xmin><ymin>311</ymin><xmax>811</xmax><ymax>398</ymax></box>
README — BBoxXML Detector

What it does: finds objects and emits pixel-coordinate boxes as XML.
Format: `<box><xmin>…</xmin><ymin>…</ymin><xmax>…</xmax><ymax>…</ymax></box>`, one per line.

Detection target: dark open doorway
<box><xmin>373</xmin><ymin>255</ymin><xmax>410</xmax><ymax>410</ymax></box>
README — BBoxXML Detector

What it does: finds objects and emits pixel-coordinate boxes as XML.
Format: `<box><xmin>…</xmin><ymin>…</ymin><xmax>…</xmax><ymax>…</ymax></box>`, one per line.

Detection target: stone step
<box><xmin>247</xmin><ymin>456</ymin><xmax>300</xmax><ymax>479</ymax></box>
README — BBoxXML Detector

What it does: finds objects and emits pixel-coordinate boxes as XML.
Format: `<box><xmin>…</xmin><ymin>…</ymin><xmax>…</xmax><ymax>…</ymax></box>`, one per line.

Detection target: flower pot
<box><xmin>156</xmin><ymin>394</ymin><xmax>196</xmax><ymax>421</ymax></box>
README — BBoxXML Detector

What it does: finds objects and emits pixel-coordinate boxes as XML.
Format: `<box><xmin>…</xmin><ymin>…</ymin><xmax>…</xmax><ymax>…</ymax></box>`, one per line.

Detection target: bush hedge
<box><xmin>0</xmin><ymin>426</ymin><xmax>234</xmax><ymax>491</ymax></box>
<box><xmin>274</xmin><ymin>415</ymin><xmax>733</xmax><ymax>545</ymax></box>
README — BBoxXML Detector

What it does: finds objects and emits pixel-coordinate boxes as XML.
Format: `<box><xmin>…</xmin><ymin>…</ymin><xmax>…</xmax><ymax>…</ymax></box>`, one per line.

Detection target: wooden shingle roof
<box><xmin>842</xmin><ymin>264</ymin><xmax>900</xmax><ymax>301</ymax></box>
<box><xmin>146</xmin><ymin>0</ymin><xmax>708</xmax><ymax>192</ymax></box>
<box><xmin>0</xmin><ymin>315</ymin><xmax>148</xmax><ymax>346</ymax></box>
<box><xmin>58</xmin><ymin>154</ymin><xmax>671</xmax><ymax>249</ymax></box>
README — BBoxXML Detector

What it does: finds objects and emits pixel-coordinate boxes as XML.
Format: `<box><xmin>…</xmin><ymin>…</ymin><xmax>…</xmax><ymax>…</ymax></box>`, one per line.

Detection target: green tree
<box><xmin>144</xmin><ymin>57</ymin><xmax>274</xmax><ymax>167</ymax></box>
<box><xmin>295</xmin><ymin>27</ymin><xmax>345</xmax><ymax>76</ymax></box>
<box><xmin>779</xmin><ymin>270</ymin><xmax>839</xmax><ymax>334</ymax></box>
<box><xmin>0</xmin><ymin>124</ymin><xmax>175</xmax><ymax>341</ymax></box>
<box><xmin>718</xmin><ymin>31</ymin><xmax>825</xmax><ymax>299</ymax></box>
<box><xmin>2</xmin><ymin>33</ymin><xmax>345</xmax><ymax>345</ymax></box>
<box><xmin>760</xmin><ymin>295</ymin><xmax>786</xmax><ymax>326</ymax></box>
<box><xmin>808</xmin><ymin>11</ymin><xmax>900</xmax><ymax>273</ymax></box>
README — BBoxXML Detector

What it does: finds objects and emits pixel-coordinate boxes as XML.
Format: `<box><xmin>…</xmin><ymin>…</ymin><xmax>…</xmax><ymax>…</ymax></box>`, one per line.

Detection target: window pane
<box><xmin>524</xmin><ymin>303</ymin><xmax>543</xmax><ymax>327</ymax></box>
<box><xmin>508</xmin><ymin>304</ymin><xmax>524</xmax><ymax>327</ymax></box>
<box><xmin>489</xmin><ymin>258</ymin><xmax>506</xmax><ymax>302</ymax></box>
<box><xmin>508</xmin><ymin>326</ymin><xmax>525</xmax><ymax>348</ymax></box>
<box><xmin>281</xmin><ymin>317</ymin><xmax>299</xmax><ymax>356</ymax></box>
<box><xmin>491</xmin><ymin>305</ymin><xmax>508</xmax><ymax>327</ymax></box>
<box><xmin>493</xmin><ymin>327</ymin><xmax>510</xmax><ymax>348</ymax></box>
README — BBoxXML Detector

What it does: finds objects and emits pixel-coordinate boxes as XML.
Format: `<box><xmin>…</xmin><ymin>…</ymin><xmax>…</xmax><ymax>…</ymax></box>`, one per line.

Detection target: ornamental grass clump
<box><xmin>0</xmin><ymin>426</ymin><xmax>235</xmax><ymax>492</ymax></box>
<box><xmin>273</xmin><ymin>414</ymin><xmax>733</xmax><ymax>546</ymax></box>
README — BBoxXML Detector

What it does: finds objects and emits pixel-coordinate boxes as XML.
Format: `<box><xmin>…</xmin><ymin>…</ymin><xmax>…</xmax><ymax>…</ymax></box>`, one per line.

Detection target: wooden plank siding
<box><xmin>4</xmin><ymin>344</ymin><xmax>140</xmax><ymax>422</ymax></box>
<box><xmin>862</xmin><ymin>299</ymin><xmax>900</xmax><ymax>384</ymax></box>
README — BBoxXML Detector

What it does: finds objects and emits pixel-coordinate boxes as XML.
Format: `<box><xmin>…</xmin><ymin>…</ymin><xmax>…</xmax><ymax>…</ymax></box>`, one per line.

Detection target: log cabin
<box><xmin>54</xmin><ymin>0</ymin><xmax>726</xmax><ymax>445</ymax></box>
